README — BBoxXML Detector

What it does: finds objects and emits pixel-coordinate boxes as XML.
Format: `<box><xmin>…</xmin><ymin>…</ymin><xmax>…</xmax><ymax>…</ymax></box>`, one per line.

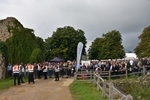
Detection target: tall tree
<box><xmin>134</xmin><ymin>25</ymin><xmax>150</xmax><ymax>57</ymax></box>
<box><xmin>35</xmin><ymin>36</ymin><xmax>45</xmax><ymax>60</ymax></box>
<box><xmin>45</xmin><ymin>26</ymin><xmax>87</xmax><ymax>61</ymax></box>
<box><xmin>88</xmin><ymin>38</ymin><xmax>102</xmax><ymax>59</ymax></box>
<box><xmin>6</xmin><ymin>27</ymin><xmax>39</xmax><ymax>64</ymax></box>
<box><xmin>88</xmin><ymin>30</ymin><xmax>125</xmax><ymax>60</ymax></box>
<box><xmin>30</xmin><ymin>48</ymin><xmax>43</xmax><ymax>63</ymax></box>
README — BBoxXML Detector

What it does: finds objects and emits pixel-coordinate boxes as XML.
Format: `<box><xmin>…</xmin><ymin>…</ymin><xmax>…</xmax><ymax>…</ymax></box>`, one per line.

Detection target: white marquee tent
<box><xmin>125</xmin><ymin>53</ymin><xmax>137</xmax><ymax>60</ymax></box>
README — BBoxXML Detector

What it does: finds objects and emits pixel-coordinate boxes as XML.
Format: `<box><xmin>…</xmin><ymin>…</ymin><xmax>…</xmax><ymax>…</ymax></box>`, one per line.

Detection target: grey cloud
<box><xmin>0</xmin><ymin>0</ymin><xmax>150</xmax><ymax>52</ymax></box>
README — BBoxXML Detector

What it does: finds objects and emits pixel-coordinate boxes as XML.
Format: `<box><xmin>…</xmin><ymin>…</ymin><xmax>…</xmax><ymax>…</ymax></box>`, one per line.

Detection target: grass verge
<box><xmin>70</xmin><ymin>81</ymin><xmax>108</xmax><ymax>100</ymax></box>
<box><xmin>0</xmin><ymin>77</ymin><xmax>28</xmax><ymax>93</ymax></box>
<box><xmin>0</xmin><ymin>78</ymin><xmax>14</xmax><ymax>91</ymax></box>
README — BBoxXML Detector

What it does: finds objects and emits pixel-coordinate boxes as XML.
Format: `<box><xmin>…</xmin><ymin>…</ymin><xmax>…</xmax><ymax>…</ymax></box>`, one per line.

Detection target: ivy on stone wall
<box><xmin>0</xmin><ymin>40</ymin><xmax>8</xmax><ymax>66</ymax></box>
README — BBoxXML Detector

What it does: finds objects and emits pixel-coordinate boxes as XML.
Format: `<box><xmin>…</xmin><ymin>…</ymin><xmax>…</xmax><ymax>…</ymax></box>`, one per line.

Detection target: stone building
<box><xmin>0</xmin><ymin>17</ymin><xmax>17</xmax><ymax>41</ymax></box>
<box><xmin>0</xmin><ymin>53</ymin><xmax>5</xmax><ymax>79</ymax></box>
<box><xmin>0</xmin><ymin>17</ymin><xmax>17</xmax><ymax>79</ymax></box>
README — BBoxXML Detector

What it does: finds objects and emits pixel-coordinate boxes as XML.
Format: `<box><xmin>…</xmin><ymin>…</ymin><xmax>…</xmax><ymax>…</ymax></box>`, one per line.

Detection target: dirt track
<box><xmin>0</xmin><ymin>78</ymin><xmax>74</xmax><ymax>100</ymax></box>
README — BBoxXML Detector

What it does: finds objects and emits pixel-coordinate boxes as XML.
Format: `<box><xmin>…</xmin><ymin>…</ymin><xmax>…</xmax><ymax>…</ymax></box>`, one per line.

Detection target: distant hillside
<box><xmin>0</xmin><ymin>17</ymin><xmax>23</xmax><ymax>41</ymax></box>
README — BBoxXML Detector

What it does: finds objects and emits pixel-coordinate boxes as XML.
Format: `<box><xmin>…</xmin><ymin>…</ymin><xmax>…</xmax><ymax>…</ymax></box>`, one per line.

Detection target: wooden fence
<box><xmin>76</xmin><ymin>66</ymin><xmax>150</xmax><ymax>80</ymax></box>
<box><xmin>74</xmin><ymin>71</ymin><xmax>134</xmax><ymax>100</ymax></box>
<box><xmin>74</xmin><ymin>66</ymin><xmax>150</xmax><ymax>100</ymax></box>
<box><xmin>99</xmin><ymin>65</ymin><xmax>150</xmax><ymax>79</ymax></box>
<box><xmin>93</xmin><ymin>73</ymin><xmax>133</xmax><ymax>100</ymax></box>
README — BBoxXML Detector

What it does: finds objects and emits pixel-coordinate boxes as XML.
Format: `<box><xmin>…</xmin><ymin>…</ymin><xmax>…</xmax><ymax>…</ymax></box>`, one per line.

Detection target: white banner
<box><xmin>76</xmin><ymin>42</ymin><xmax>83</xmax><ymax>70</ymax></box>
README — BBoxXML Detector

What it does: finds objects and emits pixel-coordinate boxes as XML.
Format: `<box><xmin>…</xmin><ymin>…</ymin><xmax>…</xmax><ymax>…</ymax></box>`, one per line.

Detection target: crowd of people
<box><xmin>7</xmin><ymin>62</ymin><xmax>77</xmax><ymax>86</ymax></box>
<box><xmin>84</xmin><ymin>58</ymin><xmax>150</xmax><ymax>77</ymax></box>
<box><xmin>6</xmin><ymin>58</ymin><xmax>150</xmax><ymax>86</ymax></box>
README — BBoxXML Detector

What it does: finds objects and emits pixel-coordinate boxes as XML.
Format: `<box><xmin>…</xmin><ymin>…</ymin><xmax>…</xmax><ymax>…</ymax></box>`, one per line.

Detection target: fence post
<box><xmin>93</xmin><ymin>72</ymin><xmax>96</xmax><ymax>84</ymax></box>
<box><xmin>74</xmin><ymin>72</ymin><xmax>77</xmax><ymax>82</ymax></box>
<box><xmin>97</xmin><ymin>74</ymin><xmax>100</xmax><ymax>90</ymax></box>
<box><xmin>126</xmin><ymin>69</ymin><xmax>128</xmax><ymax>79</ymax></box>
<box><xmin>90</xmin><ymin>70</ymin><xmax>92</xmax><ymax>79</ymax></box>
<box><xmin>109</xmin><ymin>83</ymin><xmax>114</xmax><ymax>100</ymax></box>
<box><xmin>109</xmin><ymin>70</ymin><xmax>111</xmax><ymax>80</ymax></box>
<box><xmin>102</xmin><ymin>80</ymin><xmax>106</xmax><ymax>98</ymax></box>
<box><xmin>126</xmin><ymin>94</ymin><xmax>133</xmax><ymax>100</ymax></box>
<box><xmin>143</xmin><ymin>65</ymin><xmax>145</xmax><ymax>76</ymax></box>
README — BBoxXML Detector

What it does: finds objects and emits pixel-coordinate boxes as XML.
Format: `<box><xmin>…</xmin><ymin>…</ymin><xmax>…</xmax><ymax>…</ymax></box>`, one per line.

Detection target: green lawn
<box><xmin>0</xmin><ymin>77</ymin><xmax>28</xmax><ymax>92</ymax></box>
<box><xmin>0</xmin><ymin>78</ymin><xmax>14</xmax><ymax>92</ymax></box>
<box><xmin>70</xmin><ymin>81</ymin><xmax>108</xmax><ymax>100</ymax></box>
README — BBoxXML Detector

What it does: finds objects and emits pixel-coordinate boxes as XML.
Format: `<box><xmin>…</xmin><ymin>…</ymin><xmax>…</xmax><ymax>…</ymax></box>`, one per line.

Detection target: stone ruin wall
<box><xmin>0</xmin><ymin>17</ymin><xmax>16</xmax><ymax>79</ymax></box>
<box><xmin>0</xmin><ymin>17</ymin><xmax>15</xmax><ymax>41</ymax></box>
<box><xmin>0</xmin><ymin>53</ymin><xmax>5</xmax><ymax>79</ymax></box>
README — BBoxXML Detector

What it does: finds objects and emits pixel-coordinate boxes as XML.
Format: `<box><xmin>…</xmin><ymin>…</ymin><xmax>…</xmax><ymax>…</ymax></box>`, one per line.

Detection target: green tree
<box><xmin>88</xmin><ymin>38</ymin><xmax>102</xmax><ymax>59</ymax></box>
<box><xmin>45</xmin><ymin>26</ymin><xmax>87</xmax><ymax>61</ymax></box>
<box><xmin>35</xmin><ymin>36</ymin><xmax>45</xmax><ymax>60</ymax></box>
<box><xmin>30</xmin><ymin>48</ymin><xmax>43</xmax><ymax>63</ymax></box>
<box><xmin>89</xmin><ymin>30</ymin><xmax>125</xmax><ymax>60</ymax></box>
<box><xmin>35</xmin><ymin>36</ymin><xmax>45</xmax><ymax>52</ymax></box>
<box><xmin>6</xmin><ymin>27</ymin><xmax>38</xmax><ymax>64</ymax></box>
<box><xmin>134</xmin><ymin>25</ymin><xmax>150</xmax><ymax>57</ymax></box>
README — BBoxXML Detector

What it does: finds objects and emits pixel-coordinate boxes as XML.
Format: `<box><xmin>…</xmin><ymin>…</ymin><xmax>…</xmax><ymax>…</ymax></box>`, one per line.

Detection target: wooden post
<box><xmin>109</xmin><ymin>83</ymin><xmax>114</xmax><ymax>100</ymax></box>
<box><xmin>126</xmin><ymin>94</ymin><xmax>133</xmax><ymax>100</ymax></box>
<box><xmin>90</xmin><ymin>70</ymin><xmax>92</xmax><ymax>79</ymax></box>
<box><xmin>102</xmin><ymin>80</ymin><xmax>106</xmax><ymax>98</ymax></box>
<box><xmin>97</xmin><ymin>74</ymin><xmax>100</xmax><ymax>90</ymax></box>
<box><xmin>93</xmin><ymin>72</ymin><xmax>96</xmax><ymax>84</ymax></box>
<box><xmin>109</xmin><ymin>70</ymin><xmax>111</xmax><ymax>80</ymax></box>
<box><xmin>126</xmin><ymin>69</ymin><xmax>128</xmax><ymax>79</ymax></box>
<box><xmin>74</xmin><ymin>72</ymin><xmax>77</xmax><ymax>82</ymax></box>
<box><xmin>143</xmin><ymin>65</ymin><xmax>145</xmax><ymax>76</ymax></box>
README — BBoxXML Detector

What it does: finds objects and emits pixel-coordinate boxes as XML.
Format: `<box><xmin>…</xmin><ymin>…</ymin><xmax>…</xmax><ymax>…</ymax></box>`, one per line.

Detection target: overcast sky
<box><xmin>0</xmin><ymin>0</ymin><xmax>150</xmax><ymax>52</ymax></box>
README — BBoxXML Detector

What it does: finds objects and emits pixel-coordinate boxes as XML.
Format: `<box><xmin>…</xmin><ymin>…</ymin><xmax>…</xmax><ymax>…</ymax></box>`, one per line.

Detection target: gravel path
<box><xmin>0</xmin><ymin>78</ymin><xmax>74</xmax><ymax>100</ymax></box>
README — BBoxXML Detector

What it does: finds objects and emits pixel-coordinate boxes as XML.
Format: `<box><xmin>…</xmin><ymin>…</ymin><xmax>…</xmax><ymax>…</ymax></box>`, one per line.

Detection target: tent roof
<box><xmin>49</xmin><ymin>57</ymin><xmax>64</xmax><ymax>62</ymax></box>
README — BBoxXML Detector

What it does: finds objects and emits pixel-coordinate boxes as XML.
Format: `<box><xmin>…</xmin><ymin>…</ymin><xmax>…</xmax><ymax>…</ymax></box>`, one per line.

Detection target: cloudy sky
<box><xmin>0</xmin><ymin>0</ymin><xmax>150</xmax><ymax>52</ymax></box>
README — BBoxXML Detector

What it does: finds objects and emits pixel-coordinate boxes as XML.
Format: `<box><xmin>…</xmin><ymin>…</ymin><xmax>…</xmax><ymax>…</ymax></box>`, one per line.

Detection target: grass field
<box><xmin>0</xmin><ymin>78</ymin><xmax>14</xmax><ymax>91</ymax></box>
<box><xmin>0</xmin><ymin>77</ymin><xmax>28</xmax><ymax>92</ymax></box>
<box><xmin>70</xmin><ymin>81</ymin><xmax>108</xmax><ymax>100</ymax></box>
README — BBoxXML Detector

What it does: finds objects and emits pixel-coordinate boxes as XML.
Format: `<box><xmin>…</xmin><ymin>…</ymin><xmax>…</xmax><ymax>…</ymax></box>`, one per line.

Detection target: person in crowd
<box><xmin>101</xmin><ymin>62</ymin><xmax>106</xmax><ymax>71</ymax></box>
<box><xmin>105</xmin><ymin>61</ymin><xmax>110</xmax><ymax>71</ymax></box>
<box><xmin>13</xmin><ymin>64</ymin><xmax>20</xmax><ymax>86</ymax></box>
<box><xmin>127</xmin><ymin>60</ymin><xmax>132</xmax><ymax>74</ymax></box>
<box><xmin>71</xmin><ymin>66</ymin><xmax>76</xmax><ymax>77</ymax></box>
<box><xmin>50</xmin><ymin>63</ymin><xmax>54</xmax><ymax>78</ymax></box>
<box><xmin>142</xmin><ymin>58</ymin><xmax>148</xmax><ymax>75</ymax></box>
<box><xmin>59</xmin><ymin>63</ymin><xmax>64</xmax><ymax>78</ymax></box>
<box><xmin>19</xmin><ymin>63</ymin><xmax>25</xmax><ymax>83</ymax></box>
<box><xmin>95</xmin><ymin>67</ymin><xmax>99</xmax><ymax>74</ymax></box>
<box><xmin>25</xmin><ymin>64</ymin><xmax>28</xmax><ymax>77</ymax></box>
<box><xmin>112</xmin><ymin>63</ymin><xmax>119</xmax><ymax>79</ymax></box>
<box><xmin>68</xmin><ymin>63</ymin><xmax>72</xmax><ymax>78</ymax></box>
<box><xmin>28</xmin><ymin>63</ymin><xmax>35</xmax><ymax>84</ymax></box>
<box><xmin>64</xmin><ymin>62</ymin><xmax>68</xmax><ymax>78</ymax></box>
<box><xmin>55</xmin><ymin>64</ymin><xmax>60</xmax><ymax>81</ymax></box>
<box><xmin>132</xmin><ymin>59</ymin><xmax>138</xmax><ymax>76</ymax></box>
<box><xmin>7</xmin><ymin>63</ymin><xmax>12</xmax><ymax>78</ymax></box>
<box><xmin>138</xmin><ymin>59</ymin><xmax>142</xmax><ymax>76</ymax></box>
<box><xmin>34</xmin><ymin>63</ymin><xmax>38</xmax><ymax>78</ymax></box>
<box><xmin>42</xmin><ymin>63</ymin><xmax>48</xmax><ymax>80</ymax></box>
<box><xmin>119</xmin><ymin>62</ymin><xmax>125</xmax><ymax>78</ymax></box>
<box><xmin>37</xmin><ymin>63</ymin><xmax>42</xmax><ymax>79</ymax></box>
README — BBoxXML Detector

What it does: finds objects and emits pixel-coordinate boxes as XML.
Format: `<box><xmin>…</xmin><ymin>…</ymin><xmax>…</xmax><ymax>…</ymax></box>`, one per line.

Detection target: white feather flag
<box><xmin>76</xmin><ymin>42</ymin><xmax>83</xmax><ymax>71</ymax></box>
